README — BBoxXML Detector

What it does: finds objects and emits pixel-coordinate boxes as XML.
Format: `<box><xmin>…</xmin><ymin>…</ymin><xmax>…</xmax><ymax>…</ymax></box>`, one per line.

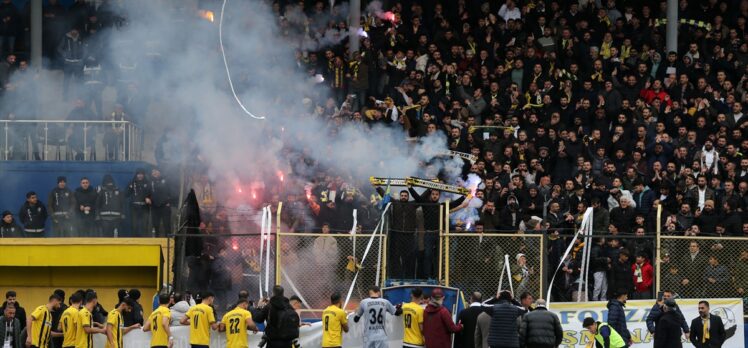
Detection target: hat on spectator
<box><xmin>430</xmin><ymin>288</ymin><xmax>444</xmax><ymax>299</ymax></box>
<box><xmin>516</xmin><ymin>253</ymin><xmax>526</xmax><ymax>261</ymax></box>
<box><xmin>664</xmin><ymin>299</ymin><xmax>677</xmax><ymax>309</ymax></box>
<box><xmin>1</xmin><ymin>211</ymin><xmax>11</xmax><ymax>219</ymax></box>
<box><xmin>57</xmin><ymin>176</ymin><xmax>66</xmax><ymax>183</ymax></box>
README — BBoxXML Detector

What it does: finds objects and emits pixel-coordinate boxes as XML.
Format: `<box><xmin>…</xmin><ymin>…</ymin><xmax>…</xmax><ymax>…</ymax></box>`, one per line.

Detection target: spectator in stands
<box><xmin>607</xmin><ymin>249</ymin><xmax>632</xmax><ymax>299</ymax></box>
<box><xmin>57</xmin><ymin>28</ymin><xmax>85</xmax><ymax>99</ymax></box>
<box><xmin>607</xmin><ymin>291</ymin><xmax>632</xmax><ymax>347</ymax></box>
<box><xmin>18</xmin><ymin>191</ymin><xmax>47</xmax><ymax>237</ymax></box>
<box><xmin>149</xmin><ymin>168</ymin><xmax>172</xmax><ymax>237</ymax></box>
<box><xmin>631</xmin><ymin>252</ymin><xmax>654</xmax><ymax>299</ymax></box>
<box><xmin>679</xmin><ymin>242</ymin><xmax>708</xmax><ymax>298</ymax></box>
<box><xmin>704</xmin><ymin>255</ymin><xmax>731</xmax><ymax>298</ymax></box>
<box><xmin>377</xmin><ymin>188</ymin><xmax>416</xmax><ymax>279</ymax></box>
<box><xmin>0</xmin><ymin>210</ymin><xmax>20</xmax><ymax>238</ymax></box>
<box><xmin>96</xmin><ymin>174</ymin><xmax>124</xmax><ymax>237</ymax></box>
<box><xmin>65</xmin><ymin>98</ymin><xmax>97</xmax><ymax>160</ymax></box>
<box><xmin>74</xmin><ymin>177</ymin><xmax>97</xmax><ymax>236</ymax></box>
<box><xmin>103</xmin><ymin>104</ymin><xmax>128</xmax><ymax>161</ymax></box>
<box><xmin>1</xmin><ymin>291</ymin><xmax>25</xmax><ymax>331</ymax></box>
<box><xmin>127</xmin><ymin>168</ymin><xmax>150</xmax><ymax>237</ymax></box>
<box><xmin>48</xmin><ymin>176</ymin><xmax>77</xmax><ymax>239</ymax></box>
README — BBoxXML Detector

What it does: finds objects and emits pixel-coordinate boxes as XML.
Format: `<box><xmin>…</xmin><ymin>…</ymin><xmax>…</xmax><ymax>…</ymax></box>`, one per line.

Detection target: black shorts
<box><xmin>152</xmin><ymin>346</ymin><xmax>168</xmax><ymax>348</ymax></box>
<box><xmin>192</xmin><ymin>345</ymin><xmax>210</xmax><ymax>348</ymax></box>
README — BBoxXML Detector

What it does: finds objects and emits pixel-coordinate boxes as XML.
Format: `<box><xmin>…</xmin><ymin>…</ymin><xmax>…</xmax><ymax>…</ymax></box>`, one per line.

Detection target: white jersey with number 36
<box><xmin>355</xmin><ymin>297</ymin><xmax>397</xmax><ymax>342</ymax></box>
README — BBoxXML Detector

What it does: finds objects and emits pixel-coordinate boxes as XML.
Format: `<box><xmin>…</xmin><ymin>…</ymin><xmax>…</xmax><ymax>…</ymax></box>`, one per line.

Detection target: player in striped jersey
<box><xmin>105</xmin><ymin>298</ymin><xmax>140</xmax><ymax>348</ymax></box>
<box><xmin>59</xmin><ymin>292</ymin><xmax>83</xmax><ymax>348</ymax></box>
<box><xmin>353</xmin><ymin>286</ymin><xmax>402</xmax><ymax>348</ymax></box>
<box><xmin>26</xmin><ymin>293</ymin><xmax>62</xmax><ymax>348</ymax></box>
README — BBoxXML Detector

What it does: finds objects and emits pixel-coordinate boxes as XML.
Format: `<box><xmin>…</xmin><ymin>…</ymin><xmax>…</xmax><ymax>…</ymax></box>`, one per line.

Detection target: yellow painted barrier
<box><xmin>0</xmin><ymin>238</ymin><xmax>167</xmax><ymax>316</ymax></box>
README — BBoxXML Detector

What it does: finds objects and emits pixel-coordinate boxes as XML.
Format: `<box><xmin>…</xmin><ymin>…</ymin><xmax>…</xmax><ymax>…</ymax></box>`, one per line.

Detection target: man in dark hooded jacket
<box><xmin>96</xmin><ymin>174</ymin><xmax>124</xmax><ymax>237</ymax></box>
<box><xmin>654</xmin><ymin>299</ymin><xmax>683</xmax><ymax>348</ymax></box>
<box><xmin>253</xmin><ymin>285</ymin><xmax>300</xmax><ymax>348</ymax></box>
<box><xmin>0</xmin><ymin>211</ymin><xmax>21</xmax><ymax>238</ymax></box>
<box><xmin>127</xmin><ymin>168</ymin><xmax>150</xmax><ymax>237</ymax></box>
<box><xmin>607</xmin><ymin>291</ymin><xmax>631</xmax><ymax>346</ymax></box>
<box><xmin>48</xmin><ymin>176</ymin><xmax>75</xmax><ymax>237</ymax></box>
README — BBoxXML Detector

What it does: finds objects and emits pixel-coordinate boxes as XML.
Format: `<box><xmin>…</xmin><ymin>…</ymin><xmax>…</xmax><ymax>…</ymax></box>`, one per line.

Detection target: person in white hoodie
<box><xmin>169</xmin><ymin>292</ymin><xmax>196</xmax><ymax>326</ymax></box>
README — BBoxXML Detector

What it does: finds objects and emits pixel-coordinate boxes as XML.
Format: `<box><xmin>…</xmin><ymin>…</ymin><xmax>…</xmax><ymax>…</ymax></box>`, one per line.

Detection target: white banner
<box><xmin>117</xmin><ymin>313</ymin><xmax>406</xmax><ymax>348</ymax></box>
<box><xmin>548</xmin><ymin>299</ymin><xmax>744</xmax><ymax>348</ymax></box>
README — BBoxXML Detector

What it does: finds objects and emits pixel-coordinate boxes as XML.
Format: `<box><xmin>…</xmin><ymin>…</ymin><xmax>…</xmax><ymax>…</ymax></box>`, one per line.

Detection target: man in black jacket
<box><xmin>646</xmin><ymin>290</ymin><xmax>689</xmax><ymax>339</ymax></box>
<box><xmin>253</xmin><ymin>286</ymin><xmax>300</xmax><ymax>348</ymax></box>
<box><xmin>376</xmin><ymin>188</ymin><xmax>417</xmax><ymax>279</ymax></box>
<box><xmin>455</xmin><ymin>292</ymin><xmax>484</xmax><ymax>348</ymax></box>
<box><xmin>96</xmin><ymin>174</ymin><xmax>124</xmax><ymax>237</ymax></box>
<box><xmin>18</xmin><ymin>192</ymin><xmax>47</xmax><ymax>237</ymax></box>
<box><xmin>607</xmin><ymin>291</ymin><xmax>631</xmax><ymax>346</ymax></box>
<box><xmin>519</xmin><ymin>299</ymin><xmax>563</xmax><ymax>348</ymax></box>
<box><xmin>607</xmin><ymin>249</ymin><xmax>632</xmax><ymax>299</ymax></box>
<box><xmin>486</xmin><ymin>291</ymin><xmax>524</xmax><ymax>348</ymax></box>
<box><xmin>127</xmin><ymin>168</ymin><xmax>151</xmax><ymax>237</ymax></box>
<box><xmin>654</xmin><ymin>299</ymin><xmax>684</xmax><ymax>348</ymax></box>
<box><xmin>408</xmin><ymin>187</ymin><xmax>465</xmax><ymax>279</ymax></box>
<box><xmin>689</xmin><ymin>301</ymin><xmax>726</xmax><ymax>348</ymax></box>
<box><xmin>74</xmin><ymin>177</ymin><xmax>98</xmax><ymax>236</ymax></box>
<box><xmin>149</xmin><ymin>168</ymin><xmax>173</xmax><ymax>237</ymax></box>
<box><xmin>48</xmin><ymin>176</ymin><xmax>75</xmax><ymax>237</ymax></box>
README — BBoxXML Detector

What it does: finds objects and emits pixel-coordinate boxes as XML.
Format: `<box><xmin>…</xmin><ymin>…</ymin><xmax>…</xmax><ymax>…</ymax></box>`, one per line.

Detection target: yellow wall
<box><xmin>0</xmin><ymin>238</ymin><xmax>169</xmax><ymax>316</ymax></box>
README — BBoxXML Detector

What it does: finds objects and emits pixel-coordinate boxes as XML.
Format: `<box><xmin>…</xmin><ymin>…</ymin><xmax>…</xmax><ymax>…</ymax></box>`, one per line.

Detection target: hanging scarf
<box><xmin>601</xmin><ymin>41</ymin><xmax>612</xmax><ymax>59</ymax></box>
<box><xmin>348</xmin><ymin>60</ymin><xmax>360</xmax><ymax>80</ymax></box>
<box><xmin>333</xmin><ymin>65</ymin><xmax>344</xmax><ymax>88</ymax></box>
<box><xmin>621</xmin><ymin>45</ymin><xmax>632</xmax><ymax>60</ymax></box>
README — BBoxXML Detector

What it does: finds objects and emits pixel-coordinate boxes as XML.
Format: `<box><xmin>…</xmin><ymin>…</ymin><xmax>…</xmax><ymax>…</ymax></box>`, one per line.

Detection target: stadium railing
<box><xmin>0</xmin><ymin>119</ymin><xmax>142</xmax><ymax>161</ymax></box>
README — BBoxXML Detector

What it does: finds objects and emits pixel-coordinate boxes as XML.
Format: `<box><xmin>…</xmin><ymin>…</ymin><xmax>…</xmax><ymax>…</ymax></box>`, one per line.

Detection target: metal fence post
<box><xmin>444</xmin><ymin>200</ymin><xmax>450</xmax><ymax>286</ymax></box>
<box><xmin>83</xmin><ymin>122</ymin><xmax>88</xmax><ymax>161</ymax></box>
<box><xmin>539</xmin><ymin>234</ymin><xmax>545</xmax><ymax>300</ymax></box>
<box><xmin>276</xmin><ymin>202</ymin><xmax>283</xmax><ymax>286</ymax></box>
<box><xmin>3</xmin><ymin>122</ymin><xmax>8</xmax><ymax>160</ymax></box>
<box><xmin>438</xmin><ymin>204</ymin><xmax>444</xmax><ymax>283</ymax></box>
<box><xmin>43</xmin><ymin>122</ymin><xmax>48</xmax><ymax>160</ymax></box>
<box><xmin>655</xmin><ymin>204</ymin><xmax>663</xmax><ymax>295</ymax></box>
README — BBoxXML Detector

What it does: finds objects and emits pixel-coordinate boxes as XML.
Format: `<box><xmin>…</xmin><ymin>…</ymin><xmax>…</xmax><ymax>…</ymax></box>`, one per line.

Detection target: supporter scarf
<box><xmin>591</xmin><ymin>71</ymin><xmax>604</xmax><ymax>82</ymax></box>
<box><xmin>621</xmin><ymin>45</ymin><xmax>631</xmax><ymax>60</ymax></box>
<box><xmin>601</xmin><ymin>41</ymin><xmax>612</xmax><ymax>59</ymax></box>
<box><xmin>348</xmin><ymin>60</ymin><xmax>360</xmax><ymax>80</ymax></box>
<box><xmin>333</xmin><ymin>66</ymin><xmax>344</xmax><ymax>88</ymax></box>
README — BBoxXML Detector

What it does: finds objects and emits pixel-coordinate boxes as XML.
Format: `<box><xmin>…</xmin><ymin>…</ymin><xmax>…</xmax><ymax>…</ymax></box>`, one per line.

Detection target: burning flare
<box><xmin>198</xmin><ymin>10</ymin><xmax>215</xmax><ymax>22</ymax></box>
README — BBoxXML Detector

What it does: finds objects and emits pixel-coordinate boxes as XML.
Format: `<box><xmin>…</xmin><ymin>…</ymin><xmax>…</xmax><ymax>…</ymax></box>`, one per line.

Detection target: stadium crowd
<box><xmin>2</xmin><ymin>0</ymin><xmax>748</xmax><ymax>307</ymax></box>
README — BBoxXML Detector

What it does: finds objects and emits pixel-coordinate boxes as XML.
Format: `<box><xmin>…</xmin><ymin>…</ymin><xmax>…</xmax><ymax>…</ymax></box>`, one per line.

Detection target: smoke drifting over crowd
<box><xmin>108</xmin><ymin>0</ymin><xmax>459</xmax><ymax>194</ymax></box>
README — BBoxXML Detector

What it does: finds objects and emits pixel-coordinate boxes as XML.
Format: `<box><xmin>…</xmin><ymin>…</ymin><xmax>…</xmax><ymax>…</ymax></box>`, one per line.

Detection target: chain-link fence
<box><xmin>659</xmin><ymin>236</ymin><xmax>748</xmax><ymax>306</ymax></box>
<box><xmin>171</xmin><ymin>233</ymin><xmax>272</xmax><ymax>316</ymax></box>
<box><xmin>444</xmin><ymin>233</ymin><xmax>544</xmax><ymax>299</ymax></box>
<box><xmin>277</xmin><ymin>232</ymin><xmax>386</xmax><ymax>318</ymax></box>
<box><xmin>385</xmin><ymin>201</ymin><xmax>445</xmax><ymax>281</ymax></box>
